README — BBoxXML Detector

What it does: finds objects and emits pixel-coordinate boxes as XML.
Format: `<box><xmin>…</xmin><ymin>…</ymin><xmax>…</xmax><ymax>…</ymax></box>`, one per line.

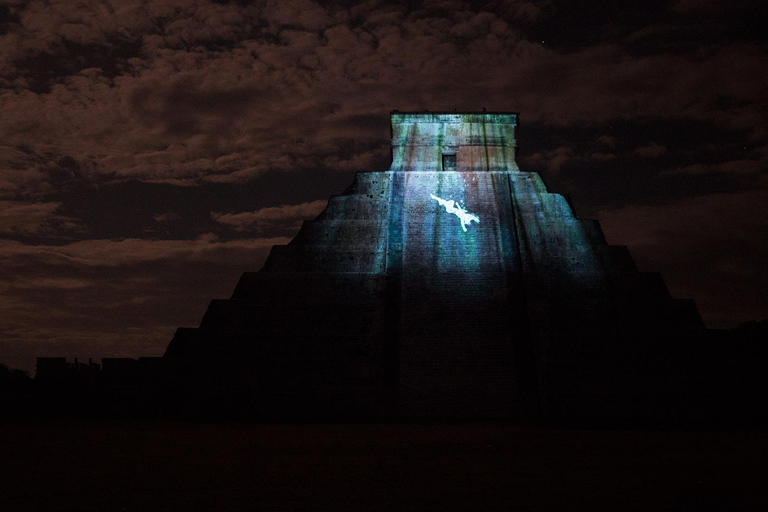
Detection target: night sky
<box><xmin>1</xmin><ymin>0</ymin><xmax>766</xmax><ymax>372</ymax></box>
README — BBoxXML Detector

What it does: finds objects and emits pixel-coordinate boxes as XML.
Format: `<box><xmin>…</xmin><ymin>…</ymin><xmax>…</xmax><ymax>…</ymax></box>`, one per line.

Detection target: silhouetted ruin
<box><xmin>25</xmin><ymin>357</ymin><xmax>165</xmax><ymax>419</ymax></box>
<box><xmin>9</xmin><ymin>112</ymin><xmax>767</xmax><ymax>424</ymax></box>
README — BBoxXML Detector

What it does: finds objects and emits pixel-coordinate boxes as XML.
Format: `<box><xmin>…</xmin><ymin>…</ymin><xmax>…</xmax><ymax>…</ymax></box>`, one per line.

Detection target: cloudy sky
<box><xmin>1</xmin><ymin>0</ymin><xmax>766</xmax><ymax>372</ymax></box>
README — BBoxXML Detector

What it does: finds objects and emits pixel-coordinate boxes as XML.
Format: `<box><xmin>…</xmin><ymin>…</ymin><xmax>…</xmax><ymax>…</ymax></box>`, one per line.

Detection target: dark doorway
<box><xmin>442</xmin><ymin>154</ymin><xmax>457</xmax><ymax>171</ymax></box>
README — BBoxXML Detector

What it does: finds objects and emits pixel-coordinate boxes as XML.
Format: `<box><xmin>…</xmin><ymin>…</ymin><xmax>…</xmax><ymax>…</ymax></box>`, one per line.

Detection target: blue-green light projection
<box><xmin>430</xmin><ymin>194</ymin><xmax>480</xmax><ymax>232</ymax></box>
<box><xmin>279</xmin><ymin>113</ymin><xmax>602</xmax><ymax>285</ymax></box>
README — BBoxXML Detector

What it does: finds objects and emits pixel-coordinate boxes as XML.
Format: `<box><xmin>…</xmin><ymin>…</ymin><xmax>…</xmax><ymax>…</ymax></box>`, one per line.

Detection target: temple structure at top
<box><xmin>164</xmin><ymin>111</ymin><xmax>704</xmax><ymax>420</ymax></box>
<box><xmin>389</xmin><ymin>111</ymin><xmax>519</xmax><ymax>172</ymax></box>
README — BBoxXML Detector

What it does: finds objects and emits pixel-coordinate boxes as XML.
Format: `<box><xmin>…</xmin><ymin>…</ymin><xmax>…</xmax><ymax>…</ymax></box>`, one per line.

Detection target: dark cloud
<box><xmin>598</xmin><ymin>179</ymin><xmax>768</xmax><ymax>328</ymax></box>
<box><xmin>0</xmin><ymin>0</ymin><xmax>766</xmax><ymax>370</ymax></box>
<box><xmin>0</xmin><ymin>234</ymin><xmax>288</xmax><ymax>370</ymax></box>
<box><xmin>211</xmin><ymin>199</ymin><xmax>326</xmax><ymax>232</ymax></box>
<box><xmin>0</xmin><ymin>200</ymin><xmax>75</xmax><ymax>235</ymax></box>
<box><xmin>634</xmin><ymin>143</ymin><xmax>667</xmax><ymax>158</ymax></box>
<box><xmin>2</xmin><ymin>1</ymin><xmax>765</xmax><ymax>186</ymax></box>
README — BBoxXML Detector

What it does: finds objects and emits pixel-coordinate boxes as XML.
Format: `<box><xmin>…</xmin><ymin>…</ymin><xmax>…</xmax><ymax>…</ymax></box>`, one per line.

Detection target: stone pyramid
<box><xmin>164</xmin><ymin>112</ymin><xmax>704</xmax><ymax>420</ymax></box>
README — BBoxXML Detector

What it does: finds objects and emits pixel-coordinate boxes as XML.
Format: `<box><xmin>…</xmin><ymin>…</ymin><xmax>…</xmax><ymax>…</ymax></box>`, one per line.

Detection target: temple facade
<box><xmin>164</xmin><ymin>112</ymin><xmax>704</xmax><ymax>420</ymax></box>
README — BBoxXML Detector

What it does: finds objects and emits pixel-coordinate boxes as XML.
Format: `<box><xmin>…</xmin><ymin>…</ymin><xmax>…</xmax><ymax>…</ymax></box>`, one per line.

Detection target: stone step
<box><xmin>263</xmin><ymin>244</ymin><xmax>387</xmax><ymax>273</ymax></box>
<box><xmin>291</xmin><ymin>219</ymin><xmax>388</xmax><ymax>247</ymax></box>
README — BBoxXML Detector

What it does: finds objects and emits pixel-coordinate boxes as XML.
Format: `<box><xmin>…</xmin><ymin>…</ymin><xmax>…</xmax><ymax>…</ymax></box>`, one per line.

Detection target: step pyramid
<box><xmin>164</xmin><ymin>112</ymin><xmax>704</xmax><ymax>419</ymax></box>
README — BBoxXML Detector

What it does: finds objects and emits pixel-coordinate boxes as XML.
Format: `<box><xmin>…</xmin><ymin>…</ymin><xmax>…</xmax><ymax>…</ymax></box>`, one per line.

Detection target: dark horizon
<box><xmin>1</xmin><ymin>0</ymin><xmax>767</xmax><ymax>373</ymax></box>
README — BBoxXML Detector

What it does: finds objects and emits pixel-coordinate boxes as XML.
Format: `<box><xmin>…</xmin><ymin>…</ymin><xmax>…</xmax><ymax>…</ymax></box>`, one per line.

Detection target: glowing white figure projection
<box><xmin>430</xmin><ymin>194</ymin><xmax>480</xmax><ymax>232</ymax></box>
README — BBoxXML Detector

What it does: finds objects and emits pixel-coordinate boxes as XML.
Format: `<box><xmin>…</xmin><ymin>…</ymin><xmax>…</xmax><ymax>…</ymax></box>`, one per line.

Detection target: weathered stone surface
<box><xmin>164</xmin><ymin>112</ymin><xmax>704</xmax><ymax>420</ymax></box>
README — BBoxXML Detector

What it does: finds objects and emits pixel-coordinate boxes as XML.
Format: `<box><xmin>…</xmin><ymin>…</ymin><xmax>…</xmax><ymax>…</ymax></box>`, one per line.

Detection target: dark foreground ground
<box><xmin>1</xmin><ymin>423</ymin><xmax>766</xmax><ymax>511</ymax></box>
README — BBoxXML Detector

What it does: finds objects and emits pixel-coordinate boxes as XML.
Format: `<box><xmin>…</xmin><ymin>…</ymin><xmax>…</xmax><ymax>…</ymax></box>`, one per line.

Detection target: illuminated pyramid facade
<box><xmin>165</xmin><ymin>112</ymin><xmax>703</xmax><ymax>419</ymax></box>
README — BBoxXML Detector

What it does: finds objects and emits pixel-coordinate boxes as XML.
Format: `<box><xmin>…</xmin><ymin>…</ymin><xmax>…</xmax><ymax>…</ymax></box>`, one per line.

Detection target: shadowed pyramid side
<box><xmin>164</xmin><ymin>112</ymin><xmax>704</xmax><ymax>420</ymax></box>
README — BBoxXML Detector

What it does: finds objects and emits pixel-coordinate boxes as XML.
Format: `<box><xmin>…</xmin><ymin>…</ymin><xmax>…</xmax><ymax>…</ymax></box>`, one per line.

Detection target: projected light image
<box><xmin>430</xmin><ymin>193</ymin><xmax>480</xmax><ymax>232</ymax></box>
